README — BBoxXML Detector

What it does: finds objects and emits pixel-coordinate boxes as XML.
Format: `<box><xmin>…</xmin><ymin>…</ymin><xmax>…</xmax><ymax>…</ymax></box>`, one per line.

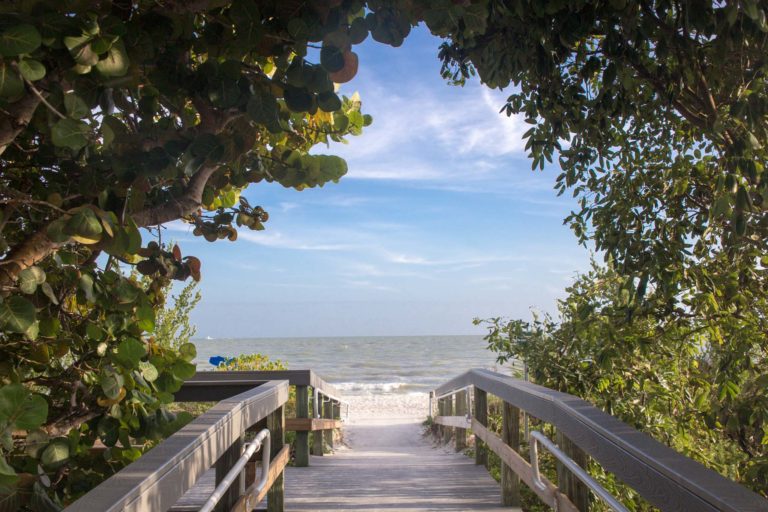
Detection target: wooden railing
<box><xmin>431</xmin><ymin>369</ymin><xmax>768</xmax><ymax>512</ymax></box>
<box><xmin>180</xmin><ymin>370</ymin><xmax>345</xmax><ymax>465</ymax></box>
<box><xmin>64</xmin><ymin>370</ymin><xmax>345</xmax><ymax>511</ymax></box>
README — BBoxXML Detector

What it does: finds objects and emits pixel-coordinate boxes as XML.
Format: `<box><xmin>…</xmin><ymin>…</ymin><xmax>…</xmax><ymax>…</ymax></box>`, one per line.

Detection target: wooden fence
<box><xmin>64</xmin><ymin>370</ymin><xmax>344</xmax><ymax>511</ymax></box>
<box><xmin>432</xmin><ymin>369</ymin><xmax>768</xmax><ymax>512</ymax></box>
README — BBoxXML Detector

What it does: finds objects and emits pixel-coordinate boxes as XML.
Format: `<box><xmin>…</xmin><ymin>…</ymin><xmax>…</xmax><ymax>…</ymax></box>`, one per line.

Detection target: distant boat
<box><xmin>205</xmin><ymin>336</ymin><xmax>214</xmax><ymax>340</ymax></box>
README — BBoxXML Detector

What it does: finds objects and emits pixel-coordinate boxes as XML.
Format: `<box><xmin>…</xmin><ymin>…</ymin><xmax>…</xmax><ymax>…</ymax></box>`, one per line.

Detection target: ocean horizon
<box><xmin>192</xmin><ymin>334</ymin><xmax>506</xmax><ymax>396</ymax></box>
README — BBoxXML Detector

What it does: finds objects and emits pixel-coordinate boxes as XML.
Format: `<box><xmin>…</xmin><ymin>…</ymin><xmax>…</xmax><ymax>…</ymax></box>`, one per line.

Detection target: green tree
<box><xmin>477</xmin><ymin>260</ymin><xmax>767</xmax><ymax>501</ymax></box>
<box><xmin>152</xmin><ymin>276</ymin><xmax>201</xmax><ymax>351</ymax></box>
<box><xmin>398</xmin><ymin>0</ymin><xmax>768</xmax><ymax>496</ymax></box>
<box><xmin>0</xmin><ymin>0</ymin><xmax>379</xmax><ymax>505</ymax></box>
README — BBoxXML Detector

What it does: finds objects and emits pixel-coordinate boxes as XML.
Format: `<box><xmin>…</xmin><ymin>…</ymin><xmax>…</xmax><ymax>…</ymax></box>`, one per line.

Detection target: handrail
<box><xmin>64</xmin><ymin>380</ymin><xmax>289</xmax><ymax>512</ymax></box>
<box><xmin>184</xmin><ymin>369</ymin><xmax>340</xmax><ymax>397</ymax></box>
<box><xmin>433</xmin><ymin>385</ymin><xmax>472</xmax><ymax>420</ymax></box>
<box><xmin>432</xmin><ymin>369</ymin><xmax>768</xmax><ymax>512</ymax></box>
<box><xmin>314</xmin><ymin>387</ymin><xmax>350</xmax><ymax>419</ymax></box>
<box><xmin>529</xmin><ymin>430</ymin><xmax>629</xmax><ymax>512</ymax></box>
<box><xmin>199</xmin><ymin>429</ymin><xmax>270</xmax><ymax>512</ymax></box>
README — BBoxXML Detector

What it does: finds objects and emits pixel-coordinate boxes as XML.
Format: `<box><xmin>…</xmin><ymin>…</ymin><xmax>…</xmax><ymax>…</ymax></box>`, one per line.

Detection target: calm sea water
<box><xmin>192</xmin><ymin>335</ymin><xmax>504</xmax><ymax>395</ymax></box>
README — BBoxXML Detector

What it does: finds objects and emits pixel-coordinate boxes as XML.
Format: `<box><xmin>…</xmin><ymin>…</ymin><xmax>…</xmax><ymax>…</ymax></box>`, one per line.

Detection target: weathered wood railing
<box><xmin>180</xmin><ymin>370</ymin><xmax>346</xmax><ymax>465</ymax></box>
<box><xmin>431</xmin><ymin>369</ymin><xmax>768</xmax><ymax>512</ymax></box>
<box><xmin>64</xmin><ymin>370</ymin><xmax>345</xmax><ymax>511</ymax></box>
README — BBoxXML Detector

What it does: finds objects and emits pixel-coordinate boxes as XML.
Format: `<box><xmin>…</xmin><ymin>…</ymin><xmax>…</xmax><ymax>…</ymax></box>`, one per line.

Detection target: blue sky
<box><xmin>168</xmin><ymin>25</ymin><xmax>592</xmax><ymax>338</ymax></box>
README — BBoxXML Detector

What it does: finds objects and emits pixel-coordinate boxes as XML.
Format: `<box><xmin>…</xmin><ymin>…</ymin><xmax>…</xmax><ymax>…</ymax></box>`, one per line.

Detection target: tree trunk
<box><xmin>0</xmin><ymin>94</ymin><xmax>42</xmax><ymax>157</ymax></box>
<box><xmin>0</xmin><ymin>164</ymin><xmax>219</xmax><ymax>287</ymax></box>
<box><xmin>0</xmin><ymin>229</ymin><xmax>61</xmax><ymax>288</ymax></box>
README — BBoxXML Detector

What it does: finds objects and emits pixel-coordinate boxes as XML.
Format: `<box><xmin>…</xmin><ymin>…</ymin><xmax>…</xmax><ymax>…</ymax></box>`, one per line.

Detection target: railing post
<box><xmin>454</xmin><ymin>390</ymin><xmax>467</xmax><ymax>451</ymax></box>
<box><xmin>444</xmin><ymin>394</ymin><xmax>454</xmax><ymax>444</ymax></box>
<box><xmin>213</xmin><ymin>435</ymin><xmax>244</xmax><ymax>512</ymax></box>
<box><xmin>312</xmin><ymin>393</ymin><xmax>323</xmax><ymax>456</ymax></box>
<box><xmin>437</xmin><ymin>398</ymin><xmax>445</xmax><ymax>440</ymax></box>
<box><xmin>501</xmin><ymin>402</ymin><xmax>521</xmax><ymax>506</ymax></box>
<box><xmin>556</xmin><ymin>430</ymin><xmax>590</xmax><ymax>511</ymax></box>
<box><xmin>267</xmin><ymin>405</ymin><xmax>285</xmax><ymax>512</ymax></box>
<box><xmin>474</xmin><ymin>387</ymin><xmax>487</xmax><ymax>468</ymax></box>
<box><xmin>295</xmin><ymin>385</ymin><xmax>310</xmax><ymax>467</ymax></box>
<box><xmin>323</xmin><ymin>399</ymin><xmax>334</xmax><ymax>451</ymax></box>
<box><xmin>332</xmin><ymin>400</ymin><xmax>340</xmax><ymax>444</ymax></box>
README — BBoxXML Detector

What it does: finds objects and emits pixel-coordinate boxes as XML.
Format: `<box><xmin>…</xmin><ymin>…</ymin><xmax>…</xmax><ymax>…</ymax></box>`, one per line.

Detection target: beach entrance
<box><xmin>63</xmin><ymin>369</ymin><xmax>765</xmax><ymax>512</ymax></box>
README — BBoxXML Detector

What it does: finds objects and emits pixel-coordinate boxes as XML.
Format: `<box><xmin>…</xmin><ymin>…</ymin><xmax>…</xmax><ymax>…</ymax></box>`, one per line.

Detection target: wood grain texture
<box><xmin>455</xmin><ymin>391</ymin><xmax>468</xmax><ymax>451</ymax></box>
<box><xmin>231</xmin><ymin>444</ymin><xmax>290</xmax><ymax>512</ymax></box>
<box><xmin>474</xmin><ymin>388</ymin><xmax>488</xmax><ymax>468</ymax></box>
<box><xmin>472</xmin><ymin>420</ymin><xmax>578</xmax><ymax>512</ymax></box>
<box><xmin>285</xmin><ymin>418</ymin><xmax>342</xmax><ymax>432</ymax></box>
<box><xmin>501</xmin><ymin>402</ymin><xmax>521</xmax><ymax>507</ymax></box>
<box><xmin>267</xmin><ymin>406</ymin><xmax>285</xmax><ymax>512</ymax></box>
<box><xmin>294</xmin><ymin>386</ymin><xmax>310</xmax><ymax>467</ymax></box>
<box><xmin>434</xmin><ymin>415</ymin><xmax>471</xmax><ymax>429</ymax></box>
<box><xmin>434</xmin><ymin>369</ymin><xmax>768</xmax><ymax>512</ymax></box>
<box><xmin>64</xmin><ymin>380</ymin><xmax>288</xmax><ymax>512</ymax></box>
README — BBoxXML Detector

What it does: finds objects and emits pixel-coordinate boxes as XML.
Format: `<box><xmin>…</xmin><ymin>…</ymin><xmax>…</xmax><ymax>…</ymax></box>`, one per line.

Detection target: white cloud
<box><xmin>236</xmin><ymin>230</ymin><xmax>355</xmax><ymax>251</ymax></box>
<box><xmin>329</xmin><ymin>80</ymin><xmax>530</xmax><ymax>184</ymax></box>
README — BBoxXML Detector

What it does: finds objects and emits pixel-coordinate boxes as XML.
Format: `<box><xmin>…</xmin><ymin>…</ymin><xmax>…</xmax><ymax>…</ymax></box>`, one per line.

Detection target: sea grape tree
<box><xmin>0</xmin><ymin>0</ymin><xmax>379</xmax><ymax>505</ymax></box>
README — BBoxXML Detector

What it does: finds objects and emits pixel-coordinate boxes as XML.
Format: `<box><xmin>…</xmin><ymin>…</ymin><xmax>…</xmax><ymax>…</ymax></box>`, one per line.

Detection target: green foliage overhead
<box><xmin>0</xmin><ymin>0</ymin><xmax>384</xmax><ymax>506</ymax></box>
<box><xmin>405</xmin><ymin>0</ymin><xmax>768</xmax><ymax>317</ymax></box>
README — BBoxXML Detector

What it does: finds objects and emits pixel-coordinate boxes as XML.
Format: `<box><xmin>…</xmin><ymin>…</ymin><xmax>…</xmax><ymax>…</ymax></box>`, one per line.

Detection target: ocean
<box><xmin>192</xmin><ymin>335</ymin><xmax>505</xmax><ymax>396</ymax></box>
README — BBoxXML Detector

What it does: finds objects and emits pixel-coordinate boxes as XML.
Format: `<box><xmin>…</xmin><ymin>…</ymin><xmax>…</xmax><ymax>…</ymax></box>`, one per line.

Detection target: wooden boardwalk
<box><xmin>283</xmin><ymin>417</ymin><xmax>516</xmax><ymax>511</ymax></box>
<box><xmin>172</xmin><ymin>416</ymin><xmax>515</xmax><ymax>511</ymax></box>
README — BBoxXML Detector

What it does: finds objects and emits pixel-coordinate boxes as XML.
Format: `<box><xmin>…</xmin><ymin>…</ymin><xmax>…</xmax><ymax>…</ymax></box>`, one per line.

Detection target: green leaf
<box><xmin>317</xmin><ymin>91</ymin><xmax>342</xmax><ymax>112</ymax></box>
<box><xmin>63</xmin><ymin>93</ymin><xmax>89</xmax><ymax>119</ymax></box>
<box><xmin>136</xmin><ymin>304</ymin><xmax>155</xmax><ymax>332</ymax></box>
<box><xmin>99</xmin><ymin>366</ymin><xmax>125</xmax><ymax>400</ymax></box>
<box><xmin>172</xmin><ymin>361</ymin><xmax>196</xmax><ymax>380</ymax></box>
<box><xmin>320</xmin><ymin>45</ymin><xmax>345</xmax><ymax>73</ymax></box>
<box><xmin>79</xmin><ymin>274</ymin><xmax>96</xmax><ymax>303</ymax></box>
<box><xmin>284</xmin><ymin>85</ymin><xmax>313</xmax><ymax>113</ymax></box>
<box><xmin>0</xmin><ymin>60</ymin><xmax>24</xmax><ymax>101</ymax></box>
<box><xmin>40</xmin><ymin>440</ymin><xmax>69</xmax><ymax>467</ymax></box>
<box><xmin>95</xmin><ymin>39</ymin><xmax>129</xmax><ymax>77</ymax></box>
<box><xmin>51</xmin><ymin>118</ymin><xmax>90</xmax><ymax>151</ymax></box>
<box><xmin>0</xmin><ymin>296</ymin><xmax>36</xmax><ymax>333</ymax></box>
<box><xmin>179</xmin><ymin>342</ymin><xmax>197</xmax><ymax>362</ymax></box>
<box><xmin>246</xmin><ymin>91</ymin><xmax>280</xmax><ymax>132</ymax></box>
<box><xmin>64</xmin><ymin>34</ymin><xmax>98</xmax><ymax>66</ymax></box>
<box><xmin>64</xmin><ymin>208</ymin><xmax>102</xmax><ymax>243</ymax></box>
<box><xmin>114</xmin><ymin>280</ymin><xmax>139</xmax><ymax>304</ymax></box>
<box><xmin>139</xmin><ymin>361</ymin><xmax>158</xmax><ymax>382</ymax></box>
<box><xmin>0</xmin><ymin>456</ymin><xmax>18</xmax><ymax>486</ymax></box>
<box><xmin>18</xmin><ymin>58</ymin><xmax>45</xmax><ymax>81</ymax></box>
<box><xmin>18</xmin><ymin>266</ymin><xmax>45</xmax><ymax>294</ymax></box>
<box><xmin>0</xmin><ymin>384</ymin><xmax>48</xmax><ymax>430</ymax></box>
<box><xmin>115</xmin><ymin>338</ymin><xmax>146</xmax><ymax>369</ymax></box>
<box><xmin>24</xmin><ymin>430</ymin><xmax>49</xmax><ymax>457</ymax></box>
<box><xmin>40</xmin><ymin>283</ymin><xmax>58</xmax><ymax>305</ymax></box>
<box><xmin>0</xmin><ymin>24</ymin><xmax>42</xmax><ymax>56</ymax></box>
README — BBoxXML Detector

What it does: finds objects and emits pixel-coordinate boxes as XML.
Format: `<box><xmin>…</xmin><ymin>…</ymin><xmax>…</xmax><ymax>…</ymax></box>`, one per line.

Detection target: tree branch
<box><xmin>0</xmin><ymin>93</ymin><xmax>41</xmax><ymax>157</ymax></box>
<box><xmin>131</xmin><ymin>164</ymin><xmax>219</xmax><ymax>227</ymax></box>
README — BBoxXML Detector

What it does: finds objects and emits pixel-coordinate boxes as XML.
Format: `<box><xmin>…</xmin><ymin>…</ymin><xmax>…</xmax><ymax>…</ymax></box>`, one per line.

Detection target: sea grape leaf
<box><xmin>0</xmin><ymin>296</ymin><xmax>36</xmax><ymax>333</ymax></box>
<box><xmin>0</xmin><ymin>24</ymin><xmax>42</xmax><ymax>56</ymax></box>
<box><xmin>0</xmin><ymin>384</ymin><xmax>48</xmax><ymax>430</ymax></box>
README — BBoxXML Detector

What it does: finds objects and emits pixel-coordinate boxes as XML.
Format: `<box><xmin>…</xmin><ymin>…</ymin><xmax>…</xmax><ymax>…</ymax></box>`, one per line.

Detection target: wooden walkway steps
<box><xmin>284</xmin><ymin>417</ymin><xmax>514</xmax><ymax>511</ymax></box>
<box><xmin>170</xmin><ymin>416</ymin><xmax>515</xmax><ymax>511</ymax></box>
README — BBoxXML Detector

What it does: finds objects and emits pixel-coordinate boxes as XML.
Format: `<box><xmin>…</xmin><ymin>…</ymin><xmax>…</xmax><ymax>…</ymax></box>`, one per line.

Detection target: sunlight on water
<box><xmin>193</xmin><ymin>335</ymin><xmax>505</xmax><ymax>395</ymax></box>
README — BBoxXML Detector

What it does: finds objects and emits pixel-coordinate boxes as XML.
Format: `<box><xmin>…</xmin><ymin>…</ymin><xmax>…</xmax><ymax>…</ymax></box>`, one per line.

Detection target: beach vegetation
<box><xmin>0</xmin><ymin>0</ymin><xmax>374</xmax><ymax>506</ymax></box>
<box><xmin>1</xmin><ymin>0</ymin><xmax>767</xmax><ymax>507</ymax></box>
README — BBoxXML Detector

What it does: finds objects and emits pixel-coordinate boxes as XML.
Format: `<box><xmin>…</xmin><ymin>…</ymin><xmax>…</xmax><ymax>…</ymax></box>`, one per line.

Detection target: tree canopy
<box><xmin>0</xmin><ymin>0</ymin><xmax>377</xmax><ymax>505</ymax></box>
<box><xmin>2</xmin><ymin>0</ymin><xmax>768</xmax><ymax>507</ymax></box>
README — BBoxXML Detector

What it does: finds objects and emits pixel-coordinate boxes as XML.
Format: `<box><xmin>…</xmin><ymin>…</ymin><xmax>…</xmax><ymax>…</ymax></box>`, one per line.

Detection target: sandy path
<box><xmin>284</xmin><ymin>394</ymin><xmax>514</xmax><ymax>511</ymax></box>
